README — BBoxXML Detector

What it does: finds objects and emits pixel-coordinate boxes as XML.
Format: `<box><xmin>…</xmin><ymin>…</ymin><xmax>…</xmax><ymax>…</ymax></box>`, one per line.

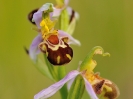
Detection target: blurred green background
<box><xmin>0</xmin><ymin>0</ymin><xmax>133</xmax><ymax>99</ymax></box>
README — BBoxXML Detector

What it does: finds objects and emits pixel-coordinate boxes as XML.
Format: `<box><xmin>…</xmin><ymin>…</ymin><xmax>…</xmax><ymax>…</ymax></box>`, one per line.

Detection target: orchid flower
<box><xmin>34</xmin><ymin>46</ymin><xmax>120</xmax><ymax>99</ymax></box>
<box><xmin>28</xmin><ymin>1</ymin><xmax>79</xmax><ymax>34</ymax></box>
<box><xmin>28</xmin><ymin>3</ymin><xmax>80</xmax><ymax>65</ymax></box>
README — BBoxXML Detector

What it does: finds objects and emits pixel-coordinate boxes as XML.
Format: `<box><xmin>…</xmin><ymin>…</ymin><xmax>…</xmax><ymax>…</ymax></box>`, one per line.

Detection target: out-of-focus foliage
<box><xmin>0</xmin><ymin>0</ymin><xmax>133</xmax><ymax>99</ymax></box>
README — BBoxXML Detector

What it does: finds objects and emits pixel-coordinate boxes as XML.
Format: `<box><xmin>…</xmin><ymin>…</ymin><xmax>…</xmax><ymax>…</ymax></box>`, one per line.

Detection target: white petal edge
<box><xmin>58</xmin><ymin>30</ymin><xmax>81</xmax><ymax>46</ymax></box>
<box><xmin>83</xmin><ymin>77</ymin><xmax>99</xmax><ymax>99</ymax></box>
<box><xmin>34</xmin><ymin>70</ymin><xmax>80</xmax><ymax>99</ymax></box>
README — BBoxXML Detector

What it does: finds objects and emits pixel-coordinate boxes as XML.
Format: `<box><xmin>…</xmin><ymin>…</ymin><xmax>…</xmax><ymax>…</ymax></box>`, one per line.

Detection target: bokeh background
<box><xmin>0</xmin><ymin>0</ymin><xmax>133</xmax><ymax>99</ymax></box>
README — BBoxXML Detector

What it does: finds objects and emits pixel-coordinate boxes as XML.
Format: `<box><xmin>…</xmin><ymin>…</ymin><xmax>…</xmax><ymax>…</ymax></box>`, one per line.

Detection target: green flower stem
<box><xmin>53</xmin><ymin>66</ymin><xmax>68</xmax><ymax>99</ymax></box>
<box><xmin>67</xmin><ymin>75</ymin><xmax>85</xmax><ymax>99</ymax></box>
<box><xmin>56</xmin><ymin>4</ymin><xmax>69</xmax><ymax>99</ymax></box>
<box><xmin>57</xmin><ymin>66</ymin><xmax>68</xmax><ymax>99</ymax></box>
<box><xmin>59</xmin><ymin>84</ymin><xmax>68</xmax><ymax>99</ymax></box>
<box><xmin>57</xmin><ymin>66</ymin><xmax>66</xmax><ymax>80</ymax></box>
<box><xmin>44</xmin><ymin>55</ymin><xmax>58</xmax><ymax>81</ymax></box>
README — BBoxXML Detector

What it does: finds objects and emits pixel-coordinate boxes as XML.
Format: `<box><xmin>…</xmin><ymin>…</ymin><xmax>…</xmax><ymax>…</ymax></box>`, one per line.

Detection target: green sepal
<box><xmin>67</xmin><ymin>75</ymin><xmax>85</xmax><ymax>99</ymax></box>
<box><xmin>79</xmin><ymin>46</ymin><xmax>110</xmax><ymax>72</ymax></box>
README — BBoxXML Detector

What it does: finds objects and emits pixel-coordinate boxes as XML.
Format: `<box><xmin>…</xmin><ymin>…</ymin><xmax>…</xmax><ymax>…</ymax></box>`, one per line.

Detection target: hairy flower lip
<box><xmin>29</xmin><ymin>30</ymin><xmax>80</xmax><ymax>61</ymax></box>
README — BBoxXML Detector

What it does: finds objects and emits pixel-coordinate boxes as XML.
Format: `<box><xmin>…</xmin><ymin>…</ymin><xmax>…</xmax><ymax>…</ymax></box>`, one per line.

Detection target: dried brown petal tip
<box><xmin>24</xmin><ymin>46</ymin><xmax>29</xmax><ymax>54</ymax></box>
<box><xmin>28</xmin><ymin>8</ymin><xmax>39</xmax><ymax>25</ymax></box>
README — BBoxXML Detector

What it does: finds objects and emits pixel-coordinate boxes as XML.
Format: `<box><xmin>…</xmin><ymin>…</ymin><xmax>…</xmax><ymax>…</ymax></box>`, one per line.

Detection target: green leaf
<box><xmin>33</xmin><ymin>58</ymin><xmax>54</xmax><ymax>81</ymax></box>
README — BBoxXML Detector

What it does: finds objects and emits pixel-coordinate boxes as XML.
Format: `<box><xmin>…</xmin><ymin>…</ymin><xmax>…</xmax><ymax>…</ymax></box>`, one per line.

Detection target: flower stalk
<box><xmin>56</xmin><ymin>1</ymin><xmax>70</xmax><ymax>98</ymax></box>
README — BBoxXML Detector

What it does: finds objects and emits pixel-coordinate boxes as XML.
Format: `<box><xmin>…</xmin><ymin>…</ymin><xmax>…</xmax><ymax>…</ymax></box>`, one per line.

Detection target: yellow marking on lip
<box><xmin>66</xmin><ymin>54</ymin><xmax>72</xmax><ymax>60</ymax></box>
<box><xmin>57</xmin><ymin>56</ymin><xmax>61</xmax><ymax>64</ymax></box>
<box><xmin>39</xmin><ymin>42</ymin><xmax>47</xmax><ymax>53</ymax></box>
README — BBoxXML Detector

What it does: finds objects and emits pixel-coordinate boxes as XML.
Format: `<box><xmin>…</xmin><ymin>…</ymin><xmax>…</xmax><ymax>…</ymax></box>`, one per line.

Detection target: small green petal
<box><xmin>79</xmin><ymin>46</ymin><xmax>110</xmax><ymax>72</ymax></box>
<box><xmin>42</xmin><ymin>3</ymin><xmax>54</xmax><ymax>19</ymax></box>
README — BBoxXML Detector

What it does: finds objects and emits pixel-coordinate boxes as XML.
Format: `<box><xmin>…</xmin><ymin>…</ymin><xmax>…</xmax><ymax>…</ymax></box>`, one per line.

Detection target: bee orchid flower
<box><xmin>28</xmin><ymin>4</ymin><xmax>80</xmax><ymax>65</ymax></box>
<box><xmin>34</xmin><ymin>46</ymin><xmax>120</xmax><ymax>99</ymax></box>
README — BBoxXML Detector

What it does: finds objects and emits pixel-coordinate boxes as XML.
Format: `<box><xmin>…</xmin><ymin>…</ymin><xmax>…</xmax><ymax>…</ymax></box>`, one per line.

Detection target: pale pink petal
<box><xmin>29</xmin><ymin>34</ymin><xmax>42</xmax><ymax>61</ymax></box>
<box><xmin>33</xmin><ymin>3</ymin><xmax>54</xmax><ymax>28</ymax></box>
<box><xmin>58</xmin><ymin>30</ymin><xmax>81</xmax><ymax>46</ymax></box>
<box><xmin>52</xmin><ymin>7</ymin><xmax>63</xmax><ymax>17</ymax></box>
<box><xmin>33</xmin><ymin>11</ymin><xmax>42</xmax><ymax>28</ymax></box>
<box><xmin>34</xmin><ymin>70</ymin><xmax>80</xmax><ymax>99</ymax></box>
<box><xmin>67</xmin><ymin>76</ymin><xmax>76</xmax><ymax>90</ymax></box>
<box><xmin>83</xmin><ymin>77</ymin><xmax>98</xmax><ymax>99</ymax></box>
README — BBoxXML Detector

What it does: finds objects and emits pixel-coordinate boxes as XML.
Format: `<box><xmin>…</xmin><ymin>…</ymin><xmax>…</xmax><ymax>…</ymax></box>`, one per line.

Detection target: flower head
<box><xmin>28</xmin><ymin>1</ymin><xmax>79</xmax><ymax>34</ymax></box>
<box><xmin>28</xmin><ymin>3</ymin><xmax>80</xmax><ymax>65</ymax></box>
<box><xmin>34</xmin><ymin>46</ymin><xmax>120</xmax><ymax>99</ymax></box>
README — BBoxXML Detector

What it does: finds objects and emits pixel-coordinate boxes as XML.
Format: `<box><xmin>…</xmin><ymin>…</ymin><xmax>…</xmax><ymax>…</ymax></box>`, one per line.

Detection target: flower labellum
<box><xmin>38</xmin><ymin>17</ymin><xmax>73</xmax><ymax>65</ymax></box>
